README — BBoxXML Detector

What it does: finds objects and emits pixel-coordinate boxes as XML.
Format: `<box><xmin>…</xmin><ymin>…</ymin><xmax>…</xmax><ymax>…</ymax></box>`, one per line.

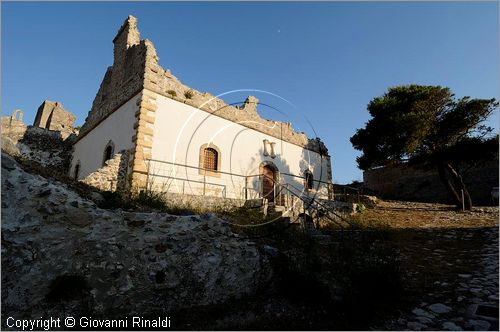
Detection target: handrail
<box><xmin>146</xmin><ymin>158</ymin><xmax>332</xmax><ymax>186</ymax></box>
<box><xmin>277</xmin><ymin>181</ymin><xmax>355</xmax><ymax>229</ymax></box>
<box><xmin>147</xmin><ymin>158</ymin><xmax>259</xmax><ymax>178</ymax></box>
<box><xmin>275</xmin><ymin>184</ymin><xmax>347</xmax><ymax>231</ymax></box>
<box><xmin>146</xmin><ymin>173</ymin><xmax>226</xmax><ymax>189</ymax></box>
<box><xmin>280</xmin><ymin>171</ymin><xmax>332</xmax><ymax>186</ymax></box>
<box><xmin>332</xmin><ymin>184</ymin><xmax>361</xmax><ymax>191</ymax></box>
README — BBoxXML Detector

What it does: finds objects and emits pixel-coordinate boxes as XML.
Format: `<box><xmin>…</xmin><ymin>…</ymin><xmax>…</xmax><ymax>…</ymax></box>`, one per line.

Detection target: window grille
<box><xmin>203</xmin><ymin>148</ymin><xmax>218</xmax><ymax>171</ymax></box>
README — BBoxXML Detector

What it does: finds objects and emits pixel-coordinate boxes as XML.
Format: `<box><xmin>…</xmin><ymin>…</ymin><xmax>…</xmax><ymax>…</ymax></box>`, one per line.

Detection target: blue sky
<box><xmin>2</xmin><ymin>2</ymin><xmax>498</xmax><ymax>184</ymax></box>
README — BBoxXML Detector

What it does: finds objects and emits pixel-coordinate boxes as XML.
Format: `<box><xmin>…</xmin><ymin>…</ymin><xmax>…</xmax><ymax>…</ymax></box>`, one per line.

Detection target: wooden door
<box><xmin>262</xmin><ymin>165</ymin><xmax>275</xmax><ymax>203</ymax></box>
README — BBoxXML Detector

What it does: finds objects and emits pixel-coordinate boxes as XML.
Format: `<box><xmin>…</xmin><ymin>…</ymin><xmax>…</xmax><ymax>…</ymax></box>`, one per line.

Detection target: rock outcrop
<box><xmin>1</xmin><ymin>153</ymin><xmax>272</xmax><ymax>321</ymax></box>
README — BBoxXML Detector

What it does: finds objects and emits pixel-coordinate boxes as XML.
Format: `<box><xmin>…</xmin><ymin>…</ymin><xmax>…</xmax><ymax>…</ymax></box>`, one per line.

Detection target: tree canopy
<box><xmin>350</xmin><ymin>84</ymin><xmax>498</xmax><ymax>209</ymax></box>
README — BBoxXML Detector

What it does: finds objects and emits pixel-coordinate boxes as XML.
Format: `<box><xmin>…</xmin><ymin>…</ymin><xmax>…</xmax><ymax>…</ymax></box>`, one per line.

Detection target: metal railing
<box><xmin>142</xmin><ymin>158</ymin><xmax>355</xmax><ymax>236</ymax></box>
<box><xmin>276</xmin><ymin>181</ymin><xmax>355</xmax><ymax>234</ymax></box>
<box><xmin>144</xmin><ymin>159</ymin><xmax>263</xmax><ymax>199</ymax></box>
<box><xmin>143</xmin><ymin>158</ymin><xmax>333</xmax><ymax>201</ymax></box>
<box><xmin>332</xmin><ymin>184</ymin><xmax>361</xmax><ymax>203</ymax></box>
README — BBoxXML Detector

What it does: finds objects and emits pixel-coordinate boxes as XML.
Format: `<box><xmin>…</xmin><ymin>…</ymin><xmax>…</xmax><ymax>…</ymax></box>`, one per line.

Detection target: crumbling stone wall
<box><xmin>163</xmin><ymin>192</ymin><xmax>245</xmax><ymax>212</ymax></box>
<box><xmin>79</xmin><ymin>16</ymin><xmax>147</xmax><ymax>139</ymax></box>
<box><xmin>1</xmin><ymin>109</ymin><xmax>26</xmax><ymax>141</ymax></box>
<box><xmin>1</xmin><ymin>109</ymin><xmax>75</xmax><ymax>173</ymax></box>
<box><xmin>363</xmin><ymin>161</ymin><xmax>499</xmax><ymax>205</ymax></box>
<box><xmin>33</xmin><ymin>100</ymin><xmax>76</xmax><ymax>139</ymax></box>
<box><xmin>82</xmin><ymin>150</ymin><xmax>130</xmax><ymax>191</ymax></box>
<box><xmin>18</xmin><ymin>127</ymin><xmax>75</xmax><ymax>173</ymax></box>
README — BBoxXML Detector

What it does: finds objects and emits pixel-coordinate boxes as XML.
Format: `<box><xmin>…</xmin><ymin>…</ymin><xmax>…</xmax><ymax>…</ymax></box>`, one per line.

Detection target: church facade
<box><xmin>71</xmin><ymin>16</ymin><xmax>333</xmax><ymax>203</ymax></box>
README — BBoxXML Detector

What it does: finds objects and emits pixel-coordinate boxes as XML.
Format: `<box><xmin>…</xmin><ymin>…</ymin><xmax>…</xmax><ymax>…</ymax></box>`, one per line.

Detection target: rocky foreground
<box><xmin>1</xmin><ymin>153</ymin><xmax>272</xmax><ymax>322</ymax></box>
<box><xmin>2</xmin><ymin>152</ymin><xmax>499</xmax><ymax>330</ymax></box>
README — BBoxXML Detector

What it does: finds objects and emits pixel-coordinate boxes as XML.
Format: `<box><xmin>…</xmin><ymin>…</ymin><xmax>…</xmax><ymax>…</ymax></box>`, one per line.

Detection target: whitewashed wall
<box><xmin>70</xmin><ymin>94</ymin><xmax>140</xmax><ymax>179</ymax></box>
<box><xmin>149</xmin><ymin>93</ymin><xmax>331</xmax><ymax>200</ymax></box>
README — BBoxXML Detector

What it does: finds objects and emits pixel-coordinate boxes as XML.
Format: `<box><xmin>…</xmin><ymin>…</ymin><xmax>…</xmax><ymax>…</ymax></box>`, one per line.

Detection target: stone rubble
<box><xmin>82</xmin><ymin>150</ymin><xmax>129</xmax><ymax>191</ymax></box>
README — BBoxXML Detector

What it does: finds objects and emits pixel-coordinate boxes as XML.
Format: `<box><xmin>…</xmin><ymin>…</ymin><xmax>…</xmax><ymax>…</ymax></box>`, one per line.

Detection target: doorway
<box><xmin>262</xmin><ymin>165</ymin><xmax>276</xmax><ymax>203</ymax></box>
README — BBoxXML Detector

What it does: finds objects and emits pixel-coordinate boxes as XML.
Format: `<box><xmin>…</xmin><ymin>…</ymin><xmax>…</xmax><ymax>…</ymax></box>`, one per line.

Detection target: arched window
<box><xmin>203</xmin><ymin>148</ymin><xmax>218</xmax><ymax>171</ymax></box>
<box><xmin>74</xmin><ymin>161</ymin><xmax>80</xmax><ymax>181</ymax></box>
<box><xmin>304</xmin><ymin>170</ymin><xmax>314</xmax><ymax>190</ymax></box>
<box><xmin>199</xmin><ymin>144</ymin><xmax>221</xmax><ymax>177</ymax></box>
<box><xmin>102</xmin><ymin>140</ymin><xmax>115</xmax><ymax>166</ymax></box>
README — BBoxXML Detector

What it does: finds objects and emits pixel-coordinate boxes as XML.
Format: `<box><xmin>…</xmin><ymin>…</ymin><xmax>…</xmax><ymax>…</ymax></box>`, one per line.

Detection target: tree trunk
<box><xmin>436</xmin><ymin>162</ymin><xmax>473</xmax><ymax>210</ymax></box>
<box><xmin>445</xmin><ymin>163</ymin><xmax>473</xmax><ymax>210</ymax></box>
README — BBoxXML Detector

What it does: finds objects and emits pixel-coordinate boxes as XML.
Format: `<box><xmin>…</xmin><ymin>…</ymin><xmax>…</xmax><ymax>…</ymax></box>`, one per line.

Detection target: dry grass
<box><xmin>352</xmin><ymin>199</ymin><xmax>499</xmax><ymax>229</ymax></box>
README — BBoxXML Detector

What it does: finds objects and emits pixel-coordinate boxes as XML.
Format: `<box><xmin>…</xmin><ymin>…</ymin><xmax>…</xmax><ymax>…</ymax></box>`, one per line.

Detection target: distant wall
<box><xmin>363</xmin><ymin>161</ymin><xmax>498</xmax><ymax>205</ymax></box>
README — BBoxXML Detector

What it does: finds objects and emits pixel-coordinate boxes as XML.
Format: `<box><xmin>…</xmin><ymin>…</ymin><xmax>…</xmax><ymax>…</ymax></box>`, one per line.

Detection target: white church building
<box><xmin>71</xmin><ymin>16</ymin><xmax>333</xmax><ymax>206</ymax></box>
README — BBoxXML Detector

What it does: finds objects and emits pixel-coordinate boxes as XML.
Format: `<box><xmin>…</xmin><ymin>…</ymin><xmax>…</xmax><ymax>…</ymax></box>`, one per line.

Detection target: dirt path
<box><xmin>353</xmin><ymin>200</ymin><xmax>498</xmax><ymax>229</ymax></box>
<box><xmin>356</xmin><ymin>200</ymin><xmax>499</xmax><ymax>330</ymax></box>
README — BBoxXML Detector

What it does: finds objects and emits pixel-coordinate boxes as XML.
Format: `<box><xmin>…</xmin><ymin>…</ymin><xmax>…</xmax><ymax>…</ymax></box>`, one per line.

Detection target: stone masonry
<box><xmin>364</xmin><ymin>161</ymin><xmax>499</xmax><ymax>205</ymax></box>
<box><xmin>1</xmin><ymin>108</ymin><xmax>76</xmax><ymax>174</ymax></box>
<box><xmin>83</xmin><ymin>150</ymin><xmax>130</xmax><ymax>192</ymax></box>
<box><xmin>1</xmin><ymin>109</ymin><xmax>26</xmax><ymax>141</ymax></box>
<box><xmin>33</xmin><ymin>100</ymin><xmax>76</xmax><ymax>139</ymax></box>
<box><xmin>130</xmin><ymin>89</ymin><xmax>158</xmax><ymax>189</ymax></box>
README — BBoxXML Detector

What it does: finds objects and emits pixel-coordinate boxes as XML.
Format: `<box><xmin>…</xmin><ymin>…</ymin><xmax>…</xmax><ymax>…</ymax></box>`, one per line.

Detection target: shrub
<box><xmin>167</xmin><ymin>90</ymin><xmax>177</xmax><ymax>98</ymax></box>
<box><xmin>184</xmin><ymin>90</ymin><xmax>194</xmax><ymax>99</ymax></box>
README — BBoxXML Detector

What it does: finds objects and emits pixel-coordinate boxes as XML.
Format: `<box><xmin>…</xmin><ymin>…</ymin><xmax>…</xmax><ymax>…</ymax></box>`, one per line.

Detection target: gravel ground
<box><xmin>359</xmin><ymin>200</ymin><xmax>499</xmax><ymax>331</ymax></box>
<box><xmin>353</xmin><ymin>200</ymin><xmax>498</xmax><ymax>229</ymax></box>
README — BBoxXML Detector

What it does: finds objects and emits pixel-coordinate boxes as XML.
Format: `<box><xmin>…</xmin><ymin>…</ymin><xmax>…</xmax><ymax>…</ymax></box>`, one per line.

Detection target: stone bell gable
<box><xmin>79</xmin><ymin>16</ymin><xmax>149</xmax><ymax>138</ymax></box>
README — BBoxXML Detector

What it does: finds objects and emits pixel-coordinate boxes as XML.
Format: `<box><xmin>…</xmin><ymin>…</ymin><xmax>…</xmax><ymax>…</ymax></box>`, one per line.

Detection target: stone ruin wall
<box><xmin>82</xmin><ymin>150</ymin><xmax>130</xmax><ymax>192</ymax></box>
<box><xmin>363</xmin><ymin>161</ymin><xmax>499</xmax><ymax>205</ymax></box>
<box><xmin>1</xmin><ymin>110</ymin><xmax>26</xmax><ymax>141</ymax></box>
<box><xmin>78</xmin><ymin>16</ymin><xmax>148</xmax><ymax>139</ymax></box>
<box><xmin>33</xmin><ymin>101</ymin><xmax>77</xmax><ymax>139</ymax></box>
<box><xmin>162</xmin><ymin>192</ymin><xmax>245</xmax><ymax>213</ymax></box>
<box><xmin>77</xmin><ymin>16</ymin><xmax>329</xmax><ymax>158</ymax></box>
<box><xmin>1</xmin><ymin>106</ymin><xmax>77</xmax><ymax>174</ymax></box>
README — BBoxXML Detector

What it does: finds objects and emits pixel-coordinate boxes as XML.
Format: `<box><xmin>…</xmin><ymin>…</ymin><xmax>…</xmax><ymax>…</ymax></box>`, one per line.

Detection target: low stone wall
<box><xmin>82</xmin><ymin>150</ymin><xmax>130</xmax><ymax>192</ymax></box>
<box><xmin>163</xmin><ymin>192</ymin><xmax>245</xmax><ymax>213</ymax></box>
<box><xmin>364</xmin><ymin>161</ymin><xmax>499</xmax><ymax>205</ymax></box>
